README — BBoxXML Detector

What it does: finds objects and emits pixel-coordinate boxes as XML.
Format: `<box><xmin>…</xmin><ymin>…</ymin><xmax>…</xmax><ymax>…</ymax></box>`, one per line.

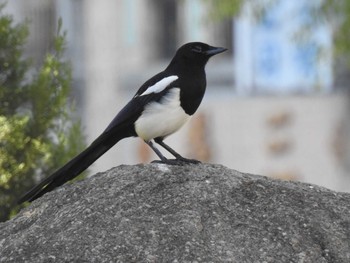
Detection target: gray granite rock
<box><xmin>1</xmin><ymin>164</ymin><xmax>350</xmax><ymax>262</ymax></box>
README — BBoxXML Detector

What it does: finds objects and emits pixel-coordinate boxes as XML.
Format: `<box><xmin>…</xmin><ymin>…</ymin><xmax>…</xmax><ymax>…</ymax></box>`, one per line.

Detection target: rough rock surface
<box><xmin>1</xmin><ymin>164</ymin><xmax>350</xmax><ymax>262</ymax></box>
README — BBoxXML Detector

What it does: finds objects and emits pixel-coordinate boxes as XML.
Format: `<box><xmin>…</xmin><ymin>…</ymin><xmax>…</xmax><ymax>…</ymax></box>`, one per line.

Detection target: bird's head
<box><xmin>171</xmin><ymin>42</ymin><xmax>227</xmax><ymax>67</ymax></box>
<box><xmin>168</xmin><ymin>42</ymin><xmax>227</xmax><ymax>69</ymax></box>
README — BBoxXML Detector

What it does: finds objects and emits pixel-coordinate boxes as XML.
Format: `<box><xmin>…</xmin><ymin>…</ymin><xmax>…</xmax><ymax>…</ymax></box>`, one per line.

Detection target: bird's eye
<box><xmin>192</xmin><ymin>46</ymin><xmax>202</xmax><ymax>53</ymax></box>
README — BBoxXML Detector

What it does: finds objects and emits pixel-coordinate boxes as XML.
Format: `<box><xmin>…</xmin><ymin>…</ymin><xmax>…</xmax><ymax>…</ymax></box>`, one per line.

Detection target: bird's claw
<box><xmin>177</xmin><ymin>157</ymin><xmax>201</xmax><ymax>164</ymax></box>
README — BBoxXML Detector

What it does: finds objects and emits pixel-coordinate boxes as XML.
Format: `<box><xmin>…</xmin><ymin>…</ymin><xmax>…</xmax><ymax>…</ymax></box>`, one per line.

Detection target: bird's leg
<box><xmin>145</xmin><ymin>140</ymin><xmax>168</xmax><ymax>162</ymax></box>
<box><xmin>145</xmin><ymin>140</ymin><xmax>196</xmax><ymax>165</ymax></box>
<box><xmin>145</xmin><ymin>140</ymin><xmax>178</xmax><ymax>165</ymax></box>
<box><xmin>154</xmin><ymin>138</ymin><xmax>201</xmax><ymax>164</ymax></box>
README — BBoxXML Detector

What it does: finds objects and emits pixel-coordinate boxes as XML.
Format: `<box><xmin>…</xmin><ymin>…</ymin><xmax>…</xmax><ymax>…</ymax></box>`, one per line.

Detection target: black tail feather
<box><xmin>18</xmin><ymin>129</ymin><xmax>128</xmax><ymax>203</ymax></box>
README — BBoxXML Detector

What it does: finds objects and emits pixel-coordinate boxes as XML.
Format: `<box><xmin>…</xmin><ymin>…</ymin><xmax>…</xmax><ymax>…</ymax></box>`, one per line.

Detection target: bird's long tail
<box><xmin>18</xmin><ymin>128</ymin><xmax>129</xmax><ymax>203</ymax></box>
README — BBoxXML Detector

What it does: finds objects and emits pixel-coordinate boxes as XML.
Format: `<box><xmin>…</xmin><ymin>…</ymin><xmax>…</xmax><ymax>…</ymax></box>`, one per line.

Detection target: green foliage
<box><xmin>206</xmin><ymin>0</ymin><xmax>244</xmax><ymax>19</ymax></box>
<box><xmin>206</xmin><ymin>0</ymin><xmax>274</xmax><ymax>20</ymax></box>
<box><xmin>320</xmin><ymin>0</ymin><xmax>350</xmax><ymax>60</ymax></box>
<box><xmin>0</xmin><ymin>9</ymin><xmax>85</xmax><ymax>221</ymax></box>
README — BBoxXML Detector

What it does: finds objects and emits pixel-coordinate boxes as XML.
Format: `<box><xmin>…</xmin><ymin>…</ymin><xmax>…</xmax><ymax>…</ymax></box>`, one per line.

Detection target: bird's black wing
<box><xmin>104</xmin><ymin>71</ymin><xmax>178</xmax><ymax>133</ymax></box>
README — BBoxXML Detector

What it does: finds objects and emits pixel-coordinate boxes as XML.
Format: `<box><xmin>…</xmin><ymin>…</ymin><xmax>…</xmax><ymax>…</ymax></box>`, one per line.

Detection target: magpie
<box><xmin>19</xmin><ymin>42</ymin><xmax>227</xmax><ymax>203</ymax></box>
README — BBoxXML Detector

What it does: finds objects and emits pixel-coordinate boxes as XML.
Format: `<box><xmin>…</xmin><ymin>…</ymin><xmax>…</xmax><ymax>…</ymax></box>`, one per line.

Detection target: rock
<box><xmin>0</xmin><ymin>164</ymin><xmax>350</xmax><ymax>262</ymax></box>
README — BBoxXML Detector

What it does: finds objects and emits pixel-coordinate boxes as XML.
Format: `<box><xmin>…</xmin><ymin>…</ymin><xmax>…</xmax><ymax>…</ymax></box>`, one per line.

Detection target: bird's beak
<box><xmin>205</xmin><ymin>46</ymin><xmax>227</xmax><ymax>56</ymax></box>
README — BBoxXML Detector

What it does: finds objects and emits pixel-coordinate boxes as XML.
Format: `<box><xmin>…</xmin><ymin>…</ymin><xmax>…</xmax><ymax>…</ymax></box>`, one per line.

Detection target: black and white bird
<box><xmin>19</xmin><ymin>42</ymin><xmax>227</xmax><ymax>203</ymax></box>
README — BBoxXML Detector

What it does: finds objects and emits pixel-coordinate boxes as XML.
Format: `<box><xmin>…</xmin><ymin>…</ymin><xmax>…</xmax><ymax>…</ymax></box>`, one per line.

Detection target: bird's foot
<box><xmin>176</xmin><ymin>157</ymin><xmax>201</xmax><ymax>164</ymax></box>
<box><xmin>151</xmin><ymin>157</ymin><xmax>201</xmax><ymax>165</ymax></box>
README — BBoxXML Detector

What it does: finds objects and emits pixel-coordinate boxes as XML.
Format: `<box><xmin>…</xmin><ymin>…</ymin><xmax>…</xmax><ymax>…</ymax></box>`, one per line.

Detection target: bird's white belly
<box><xmin>135</xmin><ymin>88</ymin><xmax>190</xmax><ymax>141</ymax></box>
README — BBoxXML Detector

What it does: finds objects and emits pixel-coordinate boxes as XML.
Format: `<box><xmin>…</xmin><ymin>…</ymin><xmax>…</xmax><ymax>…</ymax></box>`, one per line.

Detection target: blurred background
<box><xmin>2</xmin><ymin>0</ymin><xmax>350</xmax><ymax>195</ymax></box>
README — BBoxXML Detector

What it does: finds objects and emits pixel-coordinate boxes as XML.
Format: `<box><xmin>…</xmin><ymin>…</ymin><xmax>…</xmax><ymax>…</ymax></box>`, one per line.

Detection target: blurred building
<box><xmin>3</xmin><ymin>0</ymin><xmax>350</xmax><ymax>192</ymax></box>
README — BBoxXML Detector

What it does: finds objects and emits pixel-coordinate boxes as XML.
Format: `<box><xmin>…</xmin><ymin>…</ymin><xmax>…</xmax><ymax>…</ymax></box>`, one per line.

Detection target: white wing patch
<box><xmin>139</xmin><ymin>75</ymin><xmax>178</xmax><ymax>96</ymax></box>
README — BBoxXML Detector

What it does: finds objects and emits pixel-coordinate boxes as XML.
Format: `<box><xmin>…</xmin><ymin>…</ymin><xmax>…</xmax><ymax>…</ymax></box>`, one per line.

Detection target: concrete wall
<box><xmin>200</xmin><ymin>94</ymin><xmax>350</xmax><ymax>192</ymax></box>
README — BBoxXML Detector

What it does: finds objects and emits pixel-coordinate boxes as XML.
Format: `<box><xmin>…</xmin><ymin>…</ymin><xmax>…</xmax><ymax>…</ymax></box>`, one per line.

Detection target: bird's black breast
<box><xmin>178</xmin><ymin>72</ymin><xmax>206</xmax><ymax>116</ymax></box>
